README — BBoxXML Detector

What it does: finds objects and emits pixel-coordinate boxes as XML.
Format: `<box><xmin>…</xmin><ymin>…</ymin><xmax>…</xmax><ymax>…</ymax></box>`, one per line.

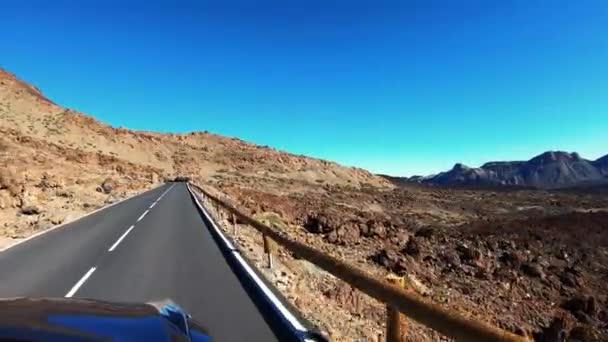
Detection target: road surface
<box><xmin>0</xmin><ymin>183</ymin><xmax>281</xmax><ymax>341</ymax></box>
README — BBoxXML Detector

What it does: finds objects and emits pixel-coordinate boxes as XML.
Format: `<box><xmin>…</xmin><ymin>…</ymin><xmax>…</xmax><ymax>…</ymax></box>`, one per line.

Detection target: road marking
<box><xmin>156</xmin><ymin>183</ymin><xmax>175</xmax><ymax>202</ymax></box>
<box><xmin>65</xmin><ymin>267</ymin><xmax>97</xmax><ymax>298</ymax></box>
<box><xmin>186</xmin><ymin>184</ymin><xmax>235</xmax><ymax>250</ymax></box>
<box><xmin>150</xmin><ymin>202</ymin><xmax>156</xmax><ymax>209</ymax></box>
<box><xmin>233</xmin><ymin>253</ymin><xmax>307</xmax><ymax>331</ymax></box>
<box><xmin>186</xmin><ymin>184</ymin><xmax>307</xmax><ymax>332</ymax></box>
<box><xmin>108</xmin><ymin>225</ymin><xmax>135</xmax><ymax>252</ymax></box>
<box><xmin>137</xmin><ymin>210</ymin><xmax>149</xmax><ymax>222</ymax></box>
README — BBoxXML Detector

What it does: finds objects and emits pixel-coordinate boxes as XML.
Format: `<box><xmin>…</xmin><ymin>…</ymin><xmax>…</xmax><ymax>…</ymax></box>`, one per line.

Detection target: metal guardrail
<box><xmin>189</xmin><ymin>182</ymin><xmax>530</xmax><ymax>342</ymax></box>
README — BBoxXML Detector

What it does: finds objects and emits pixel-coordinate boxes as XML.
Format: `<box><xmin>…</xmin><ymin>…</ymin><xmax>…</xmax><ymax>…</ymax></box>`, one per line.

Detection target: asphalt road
<box><xmin>0</xmin><ymin>183</ymin><xmax>280</xmax><ymax>341</ymax></box>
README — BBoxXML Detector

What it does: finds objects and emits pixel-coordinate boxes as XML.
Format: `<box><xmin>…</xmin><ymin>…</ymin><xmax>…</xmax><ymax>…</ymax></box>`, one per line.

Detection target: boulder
<box><xmin>562</xmin><ymin>296</ymin><xmax>598</xmax><ymax>318</ymax></box>
<box><xmin>559</xmin><ymin>268</ymin><xmax>583</xmax><ymax>288</ymax></box>
<box><xmin>302</xmin><ymin>212</ymin><xmax>338</xmax><ymax>234</ymax></box>
<box><xmin>559</xmin><ymin>272</ymin><xmax>578</xmax><ymax>287</ymax></box>
<box><xmin>522</xmin><ymin>261</ymin><xmax>545</xmax><ymax>279</ymax></box>
<box><xmin>55</xmin><ymin>190</ymin><xmax>73</xmax><ymax>198</ymax></box>
<box><xmin>98</xmin><ymin>178</ymin><xmax>116</xmax><ymax>194</ymax></box>
<box><xmin>387</xmin><ymin>230</ymin><xmax>410</xmax><ymax>245</ymax></box>
<box><xmin>327</xmin><ymin>223</ymin><xmax>360</xmax><ymax>245</ymax></box>
<box><xmin>20</xmin><ymin>205</ymin><xmax>40</xmax><ymax>215</ymax></box>
<box><xmin>534</xmin><ymin>315</ymin><xmax>571</xmax><ymax>342</ymax></box>
<box><xmin>372</xmin><ymin>247</ymin><xmax>408</xmax><ymax>275</ymax></box>
<box><xmin>359</xmin><ymin>222</ymin><xmax>370</xmax><ymax>236</ymax></box>
<box><xmin>37</xmin><ymin>173</ymin><xmax>63</xmax><ymax>190</ymax></box>
<box><xmin>571</xmin><ymin>311</ymin><xmax>594</xmax><ymax>325</ymax></box>
<box><xmin>407</xmin><ymin>274</ymin><xmax>431</xmax><ymax>296</ymax></box>
<box><xmin>441</xmin><ymin>250</ymin><xmax>462</xmax><ymax>269</ymax></box>
<box><xmin>323</xmin><ymin>283</ymin><xmax>361</xmax><ymax>315</ymax></box>
<box><xmin>598</xmin><ymin>310</ymin><xmax>608</xmax><ymax>325</ymax></box>
<box><xmin>0</xmin><ymin>167</ymin><xmax>22</xmax><ymax>195</ymax></box>
<box><xmin>456</xmin><ymin>242</ymin><xmax>482</xmax><ymax>262</ymax></box>
<box><xmin>49</xmin><ymin>214</ymin><xmax>65</xmax><ymax>225</ymax></box>
<box><xmin>474</xmin><ymin>259</ymin><xmax>491</xmax><ymax>280</ymax></box>
<box><xmin>0</xmin><ymin>190</ymin><xmax>16</xmax><ymax>209</ymax></box>
<box><xmin>105</xmin><ymin>195</ymin><xmax>119</xmax><ymax>204</ymax></box>
<box><xmin>569</xmin><ymin>325</ymin><xmax>601</xmax><ymax>341</ymax></box>
<box><xmin>363</xmin><ymin>219</ymin><xmax>387</xmax><ymax>238</ymax></box>
<box><xmin>415</xmin><ymin>227</ymin><xmax>435</xmax><ymax>239</ymax></box>
<box><xmin>18</xmin><ymin>194</ymin><xmax>42</xmax><ymax>215</ymax></box>
<box><xmin>403</xmin><ymin>237</ymin><xmax>421</xmax><ymax>258</ymax></box>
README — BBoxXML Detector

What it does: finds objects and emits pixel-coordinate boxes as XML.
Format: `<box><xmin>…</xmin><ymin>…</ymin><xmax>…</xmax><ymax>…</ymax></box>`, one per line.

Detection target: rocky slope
<box><xmin>0</xmin><ymin>67</ymin><xmax>387</xmax><ymax>246</ymax></box>
<box><xmin>419</xmin><ymin>151</ymin><xmax>608</xmax><ymax>189</ymax></box>
<box><xmin>207</xmin><ymin>178</ymin><xmax>608</xmax><ymax>341</ymax></box>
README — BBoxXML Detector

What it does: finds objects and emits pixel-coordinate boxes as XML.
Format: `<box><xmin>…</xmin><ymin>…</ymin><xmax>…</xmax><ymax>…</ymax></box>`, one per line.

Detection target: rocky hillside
<box><xmin>0</xmin><ymin>67</ymin><xmax>388</xmax><ymax>244</ymax></box>
<box><xmin>0</xmin><ymin>68</ymin><xmax>386</xmax><ymax>188</ymax></box>
<box><xmin>419</xmin><ymin>151</ymin><xmax>608</xmax><ymax>189</ymax></box>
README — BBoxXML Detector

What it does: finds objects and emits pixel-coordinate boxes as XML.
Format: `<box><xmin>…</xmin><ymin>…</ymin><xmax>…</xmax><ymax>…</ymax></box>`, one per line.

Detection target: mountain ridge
<box><xmin>416</xmin><ymin>151</ymin><xmax>608</xmax><ymax>189</ymax></box>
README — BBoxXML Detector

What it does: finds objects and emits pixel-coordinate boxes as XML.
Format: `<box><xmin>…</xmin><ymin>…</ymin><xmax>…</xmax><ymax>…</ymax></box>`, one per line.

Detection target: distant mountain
<box><xmin>593</xmin><ymin>154</ymin><xmax>608</xmax><ymax>175</ymax></box>
<box><xmin>416</xmin><ymin>151</ymin><xmax>608</xmax><ymax>189</ymax></box>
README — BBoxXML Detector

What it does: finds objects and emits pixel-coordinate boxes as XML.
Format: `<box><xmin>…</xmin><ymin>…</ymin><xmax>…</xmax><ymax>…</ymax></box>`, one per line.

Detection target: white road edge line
<box><xmin>186</xmin><ymin>184</ymin><xmax>307</xmax><ymax>332</ymax></box>
<box><xmin>65</xmin><ymin>267</ymin><xmax>97</xmax><ymax>298</ymax></box>
<box><xmin>149</xmin><ymin>202</ymin><xmax>156</xmax><ymax>209</ymax></box>
<box><xmin>187</xmin><ymin>185</ymin><xmax>235</xmax><ymax>250</ymax></box>
<box><xmin>233</xmin><ymin>253</ymin><xmax>307</xmax><ymax>331</ymax></box>
<box><xmin>0</xmin><ymin>183</ymin><xmax>168</xmax><ymax>254</ymax></box>
<box><xmin>137</xmin><ymin>210</ymin><xmax>149</xmax><ymax>222</ymax></box>
<box><xmin>108</xmin><ymin>225</ymin><xmax>135</xmax><ymax>252</ymax></box>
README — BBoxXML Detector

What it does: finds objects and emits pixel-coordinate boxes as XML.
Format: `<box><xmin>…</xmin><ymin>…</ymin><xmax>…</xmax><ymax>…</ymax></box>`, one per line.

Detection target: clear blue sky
<box><xmin>1</xmin><ymin>1</ymin><xmax>607</xmax><ymax>176</ymax></box>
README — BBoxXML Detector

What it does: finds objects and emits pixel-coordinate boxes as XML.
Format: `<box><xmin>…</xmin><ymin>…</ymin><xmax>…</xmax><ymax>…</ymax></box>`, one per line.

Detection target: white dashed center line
<box><xmin>156</xmin><ymin>184</ymin><xmax>175</xmax><ymax>201</ymax></box>
<box><xmin>65</xmin><ymin>184</ymin><xmax>176</xmax><ymax>298</ymax></box>
<box><xmin>108</xmin><ymin>225</ymin><xmax>135</xmax><ymax>252</ymax></box>
<box><xmin>137</xmin><ymin>210</ymin><xmax>149</xmax><ymax>222</ymax></box>
<box><xmin>65</xmin><ymin>267</ymin><xmax>97</xmax><ymax>298</ymax></box>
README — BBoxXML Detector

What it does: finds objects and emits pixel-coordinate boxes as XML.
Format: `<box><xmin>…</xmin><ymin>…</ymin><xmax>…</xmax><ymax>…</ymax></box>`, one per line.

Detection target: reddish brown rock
<box><xmin>372</xmin><ymin>247</ymin><xmax>409</xmax><ymax>276</ymax></box>
<box><xmin>403</xmin><ymin>237</ymin><xmax>421</xmax><ymax>258</ymax></box>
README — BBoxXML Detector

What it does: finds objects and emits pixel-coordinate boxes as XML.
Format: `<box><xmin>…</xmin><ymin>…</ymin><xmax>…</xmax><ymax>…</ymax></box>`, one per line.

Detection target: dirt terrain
<box><xmin>2</xmin><ymin>68</ymin><xmax>607</xmax><ymax>341</ymax></box>
<box><xmin>206</xmin><ymin>178</ymin><xmax>607</xmax><ymax>341</ymax></box>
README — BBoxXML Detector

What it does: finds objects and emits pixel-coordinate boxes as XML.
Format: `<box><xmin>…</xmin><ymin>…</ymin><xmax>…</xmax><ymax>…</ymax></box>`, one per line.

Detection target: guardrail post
<box><xmin>263</xmin><ymin>234</ymin><xmax>276</xmax><ymax>269</ymax></box>
<box><xmin>386</xmin><ymin>275</ymin><xmax>407</xmax><ymax>342</ymax></box>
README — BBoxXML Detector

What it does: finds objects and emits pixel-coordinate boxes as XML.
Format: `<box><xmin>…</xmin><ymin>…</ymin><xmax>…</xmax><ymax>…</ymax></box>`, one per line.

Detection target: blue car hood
<box><xmin>0</xmin><ymin>298</ymin><xmax>211</xmax><ymax>341</ymax></box>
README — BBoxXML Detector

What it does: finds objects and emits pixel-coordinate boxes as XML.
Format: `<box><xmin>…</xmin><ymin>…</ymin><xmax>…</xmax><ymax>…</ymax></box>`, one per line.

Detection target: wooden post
<box><xmin>263</xmin><ymin>234</ymin><xmax>276</xmax><ymax>269</ymax></box>
<box><xmin>386</xmin><ymin>275</ymin><xmax>407</xmax><ymax>342</ymax></box>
